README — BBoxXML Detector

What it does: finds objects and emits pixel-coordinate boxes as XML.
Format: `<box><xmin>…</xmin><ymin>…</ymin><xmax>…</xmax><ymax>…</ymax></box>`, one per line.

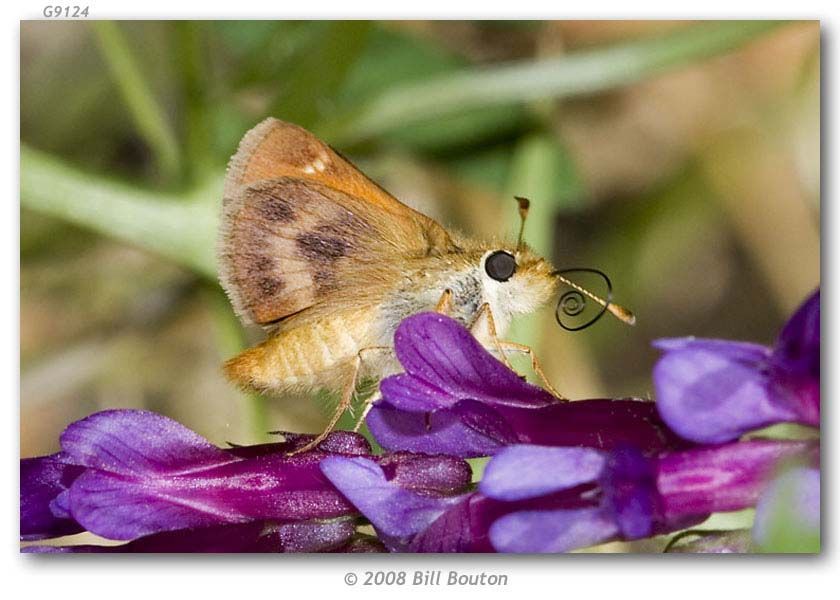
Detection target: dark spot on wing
<box><xmin>257</xmin><ymin>276</ymin><xmax>283</xmax><ymax>297</ymax></box>
<box><xmin>295</xmin><ymin>212</ymin><xmax>367</xmax><ymax>293</ymax></box>
<box><xmin>247</xmin><ymin>254</ymin><xmax>274</xmax><ymax>275</ymax></box>
<box><xmin>250</xmin><ymin>185</ymin><xmax>296</xmax><ymax>223</ymax></box>
<box><xmin>295</xmin><ymin>211</ymin><xmax>365</xmax><ymax>264</ymax></box>
<box><xmin>296</xmin><ymin>230</ymin><xmax>349</xmax><ymax>262</ymax></box>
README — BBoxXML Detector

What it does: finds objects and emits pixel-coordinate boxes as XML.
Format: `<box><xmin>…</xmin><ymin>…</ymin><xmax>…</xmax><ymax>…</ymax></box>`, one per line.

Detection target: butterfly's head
<box><xmin>469</xmin><ymin>197</ymin><xmax>635</xmax><ymax>333</ymax></box>
<box><xmin>475</xmin><ymin>244</ymin><xmax>559</xmax><ymax>328</ymax></box>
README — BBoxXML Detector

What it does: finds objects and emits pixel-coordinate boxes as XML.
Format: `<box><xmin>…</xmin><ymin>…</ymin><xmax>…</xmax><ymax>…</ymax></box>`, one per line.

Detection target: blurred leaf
<box><xmin>449</xmin><ymin>145</ymin><xmax>513</xmax><ymax>194</ymax></box>
<box><xmin>93</xmin><ymin>21</ymin><xmax>182</xmax><ymax>181</ymax></box>
<box><xmin>754</xmin><ymin>472</ymin><xmax>820</xmax><ymax>553</ymax></box>
<box><xmin>271</xmin><ymin>21</ymin><xmax>373</xmax><ymax>129</ymax></box>
<box><xmin>381</xmin><ymin>105</ymin><xmax>532</xmax><ymax>153</ymax></box>
<box><xmin>506</xmin><ymin>133</ymin><xmax>582</xmax><ymax>256</ymax></box>
<box><xmin>339</xmin><ymin>26</ymin><xmax>462</xmax><ymax>104</ymax></box>
<box><xmin>21</xmin><ymin>145</ymin><xmax>218</xmax><ymax>278</ymax></box>
<box><xmin>504</xmin><ymin>133</ymin><xmax>581</xmax><ymax>370</ymax></box>
<box><xmin>215</xmin><ymin>21</ymin><xmax>289</xmax><ymax>60</ymax></box>
<box><xmin>175</xmin><ymin>22</ymin><xmax>213</xmax><ymax>181</ymax></box>
<box><xmin>326</xmin><ymin>26</ymin><xmax>533</xmax><ymax>151</ymax></box>
<box><xmin>205</xmin><ymin>287</ymin><xmax>270</xmax><ymax>441</ymax></box>
<box><xmin>324</xmin><ymin>21</ymin><xmax>786</xmax><ymax>144</ymax></box>
<box><xmin>216</xmin><ymin>21</ymin><xmax>316</xmax><ymax>87</ymax></box>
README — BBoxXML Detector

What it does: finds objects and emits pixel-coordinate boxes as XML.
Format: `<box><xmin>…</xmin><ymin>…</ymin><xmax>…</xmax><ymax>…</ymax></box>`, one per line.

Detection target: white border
<box><xmin>3</xmin><ymin>2</ymin><xmax>835</xmax><ymax>599</ymax></box>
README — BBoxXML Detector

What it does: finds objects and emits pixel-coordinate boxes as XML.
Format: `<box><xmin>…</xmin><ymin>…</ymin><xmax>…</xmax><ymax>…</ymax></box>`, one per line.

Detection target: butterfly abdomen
<box><xmin>223</xmin><ymin>312</ymin><xmax>370</xmax><ymax>393</ymax></box>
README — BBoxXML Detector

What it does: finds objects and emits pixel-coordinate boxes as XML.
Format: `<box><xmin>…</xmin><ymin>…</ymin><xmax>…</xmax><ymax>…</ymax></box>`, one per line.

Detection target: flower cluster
<box><xmin>21</xmin><ymin>410</ymin><xmax>470</xmax><ymax>552</ymax></box>
<box><xmin>21</xmin><ymin>290</ymin><xmax>819</xmax><ymax>552</ymax></box>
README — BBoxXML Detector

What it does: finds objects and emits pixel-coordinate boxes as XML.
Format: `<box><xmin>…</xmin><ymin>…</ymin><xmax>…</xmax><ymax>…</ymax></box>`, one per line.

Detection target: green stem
<box><xmin>92</xmin><ymin>21</ymin><xmax>182</xmax><ymax>181</ymax></box>
<box><xmin>21</xmin><ymin>145</ymin><xmax>218</xmax><ymax>278</ymax></box>
<box><xmin>205</xmin><ymin>287</ymin><xmax>270</xmax><ymax>441</ymax></box>
<box><xmin>325</xmin><ymin>21</ymin><xmax>786</xmax><ymax>144</ymax></box>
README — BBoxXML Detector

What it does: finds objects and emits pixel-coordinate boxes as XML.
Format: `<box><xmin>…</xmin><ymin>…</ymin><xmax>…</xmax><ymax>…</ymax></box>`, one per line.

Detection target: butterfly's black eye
<box><xmin>485</xmin><ymin>250</ymin><xmax>517</xmax><ymax>282</ymax></box>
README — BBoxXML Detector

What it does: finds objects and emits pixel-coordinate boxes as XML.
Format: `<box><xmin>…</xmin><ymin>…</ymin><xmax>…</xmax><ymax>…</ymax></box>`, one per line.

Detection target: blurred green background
<box><xmin>20</xmin><ymin>20</ymin><xmax>819</xmax><ymax>462</ymax></box>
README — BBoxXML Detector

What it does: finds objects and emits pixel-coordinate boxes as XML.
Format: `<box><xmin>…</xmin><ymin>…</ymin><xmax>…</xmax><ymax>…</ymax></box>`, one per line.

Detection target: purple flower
<box><xmin>367</xmin><ymin>313</ymin><xmax>685</xmax><ymax>457</ymax></box>
<box><xmin>21</xmin><ymin>410</ymin><xmax>470</xmax><ymax>550</ymax></box>
<box><xmin>21</xmin><ymin>454</ymin><xmax>85</xmax><ymax>541</ymax></box>
<box><xmin>653</xmin><ymin>290</ymin><xmax>819</xmax><ymax>444</ymax></box>
<box><xmin>321</xmin><ymin>456</ymin><xmax>586</xmax><ymax>553</ymax></box>
<box><xmin>482</xmin><ymin>440</ymin><xmax>815</xmax><ymax>552</ymax></box>
<box><xmin>23</xmin><ymin>519</ymin><xmax>377</xmax><ymax>553</ymax></box>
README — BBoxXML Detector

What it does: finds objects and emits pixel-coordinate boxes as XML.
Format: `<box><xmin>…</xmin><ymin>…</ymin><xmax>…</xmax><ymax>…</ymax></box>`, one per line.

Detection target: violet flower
<box><xmin>321</xmin><ymin>439</ymin><xmax>814</xmax><ymax>553</ymax></box>
<box><xmin>21</xmin><ymin>409</ymin><xmax>470</xmax><ymax>551</ymax></box>
<box><xmin>23</xmin><ymin>519</ymin><xmax>382</xmax><ymax>553</ymax></box>
<box><xmin>653</xmin><ymin>289</ymin><xmax>819</xmax><ymax>444</ymax></box>
<box><xmin>483</xmin><ymin>440</ymin><xmax>815</xmax><ymax>552</ymax></box>
<box><xmin>320</xmin><ymin>456</ymin><xmax>562</xmax><ymax>553</ymax></box>
<box><xmin>366</xmin><ymin>313</ymin><xmax>685</xmax><ymax>458</ymax></box>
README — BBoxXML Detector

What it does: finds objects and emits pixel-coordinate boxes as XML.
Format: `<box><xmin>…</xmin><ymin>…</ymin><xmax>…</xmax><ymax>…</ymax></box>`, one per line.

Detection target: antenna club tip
<box><xmin>609</xmin><ymin>303</ymin><xmax>636</xmax><ymax>326</ymax></box>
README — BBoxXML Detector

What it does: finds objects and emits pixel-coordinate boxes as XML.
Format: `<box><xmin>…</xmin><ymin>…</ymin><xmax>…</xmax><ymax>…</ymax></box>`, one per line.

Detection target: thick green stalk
<box><xmin>21</xmin><ymin>145</ymin><xmax>218</xmax><ymax>278</ymax></box>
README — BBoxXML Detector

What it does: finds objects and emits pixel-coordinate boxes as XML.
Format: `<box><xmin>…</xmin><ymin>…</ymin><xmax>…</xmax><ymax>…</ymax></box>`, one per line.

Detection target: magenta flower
<box><xmin>367</xmin><ymin>313</ymin><xmax>685</xmax><ymax>457</ymax></box>
<box><xmin>483</xmin><ymin>440</ymin><xmax>815</xmax><ymax>552</ymax></box>
<box><xmin>320</xmin><ymin>439</ymin><xmax>815</xmax><ymax>553</ymax></box>
<box><xmin>21</xmin><ymin>410</ymin><xmax>470</xmax><ymax>551</ymax></box>
<box><xmin>653</xmin><ymin>289</ymin><xmax>819</xmax><ymax>444</ymax></box>
<box><xmin>320</xmin><ymin>456</ymin><xmax>562</xmax><ymax>553</ymax></box>
<box><xmin>23</xmin><ymin>520</ymin><xmax>384</xmax><ymax>553</ymax></box>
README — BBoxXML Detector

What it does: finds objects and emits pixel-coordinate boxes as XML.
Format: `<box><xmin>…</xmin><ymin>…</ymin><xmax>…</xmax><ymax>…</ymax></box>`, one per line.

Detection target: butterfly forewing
<box><xmin>218</xmin><ymin>118</ymin><xmax>456</xmax><ymax>326</ymax></box>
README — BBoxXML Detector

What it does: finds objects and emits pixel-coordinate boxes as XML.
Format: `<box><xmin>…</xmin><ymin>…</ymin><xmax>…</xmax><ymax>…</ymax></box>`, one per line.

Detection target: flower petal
<box><xmin>657</xmin><ymin>440</ymin><xmax>816</xmax><ymax>519</ymax></box>
<box><xmin>489</xmin><ymin>507</ymin><xmax>619</xmax><ymax>553</ymax></box>
<box><xmin>376</xmin><ymin>453</ymin><xmax>472</xmax><ymax>495</ymax></box>
<box><xmin>366</xmin><ymin>400</ymin><xmax>517</xmax><ymax>458</ymax></box>
<box><xmin>23</xmin><ymin>519</ymin><xmax>357</xmax><ymax>553</ymax></box>
<box><xmin>320</xmin><ymin>457</ymin><xmax>464</xmax><ymax>541</ymax></box>
<box><xmin>230</xmin><ymin>431</ymin><xmax>372</xmax><ymax>458</ymax></box>
<box><xmin>480</xmin><ymin>445</ymin><xmax>605</xmax><ymax>501</ymax></box>
<box><xmin>653</xmin><ymin>338</ymin><xmax>797</xmax><ymax>443</ymax></box>
<box><xmin>20</xmin><ymin>455</ymin><xmax>85</xmax><ymax>541</ymax></box>
<box><xmin>773</xmin><ymin>290</ymin><xmax>820</xmax><ymax>382</ymax></box>
<box><xmin>406</xmin><ymin>493</ymin><xmax>505</xmax><ymax>553</ymax></box>
<box><xmin>602</xmin><ymin>447</ymin><xmax>656</xmax><ymax>539</ymax></box>
<box><xmin>770</xmin><ymin>290</ymin><xmax>820</xmax><ymax>427</ymax></box>
<box><xmin>390</xmin><ymin>313</ymin><xmax>555</xmax><ymax>410</ymax></box>
<box><xmin>494</xmin><ymin>398</ymin><xmax>686</xmax><ymax>451</ymax></box>
<box><xmin>69</xmin><ymin>452</ymin><xmax>355</xmax><ymax>540</ymax></box>
<box><xmin>368</xmin><ymin>397</ymin><xmax>685</xmax><ymax>458</ymax></box>
<box><xmin>60</xmin><ymin>409</ymin><xmax>234</xmax><ymax>474</ymax></box>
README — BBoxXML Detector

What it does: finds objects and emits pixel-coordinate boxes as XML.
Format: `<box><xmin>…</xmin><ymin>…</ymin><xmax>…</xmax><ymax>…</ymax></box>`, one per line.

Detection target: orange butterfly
<box><xmin>218</xmin><ymin>118</ymin><xmax>633</xmax><ymax>451</ymax></box>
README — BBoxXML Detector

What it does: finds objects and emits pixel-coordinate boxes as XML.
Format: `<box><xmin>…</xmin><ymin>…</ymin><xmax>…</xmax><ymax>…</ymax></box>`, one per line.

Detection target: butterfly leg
<box><xmin>349</xmin><ymin>346</ymin><xmax>393</xmax><ymax>432</ymax></box>
<box><xmin>469</xmin><ymin>303</ymin><xmax>515</xmax><ymax>371</ymax></box>
<box><xmin>435</xmin><ymin>288</ymin><xmax>453</xmax><ymax>314</ymax></box>
<box><xmin>352</xmin><ymin>293</ymin><xmax>457</xmax><ymax>432</ymax></box>
<box><xmin>470</xmin><ymin>303</ymin><xmax>566</xmax><ymax>400</ymax></box>
<box><xmin>289</xmin><ymin>346</ymin><xmax>391</xmax><ymax>455</ymax></box>
<box><xmin>352</xmin><ymin>390</ymin><xmax>382</xmax><ymax>433</ymax></box>
<box><xmin>497</xmin><ymin>340</ymin><xmax>567</xmax><ymax>401</ymax></box>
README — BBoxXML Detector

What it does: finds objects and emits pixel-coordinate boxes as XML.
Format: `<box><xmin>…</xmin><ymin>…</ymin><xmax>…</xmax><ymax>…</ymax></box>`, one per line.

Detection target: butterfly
<box><xmin>218</xmin><ymin>118</ymin><xmax>634</xmax><ymax>451</ymax></box>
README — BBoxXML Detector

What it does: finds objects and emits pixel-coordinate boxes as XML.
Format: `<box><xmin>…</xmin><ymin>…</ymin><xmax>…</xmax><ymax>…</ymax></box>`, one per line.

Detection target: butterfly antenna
<box><xmin>514</xmin><ymin>196</ymin><xmax>530</xmax><ymax>250</ymax></box>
